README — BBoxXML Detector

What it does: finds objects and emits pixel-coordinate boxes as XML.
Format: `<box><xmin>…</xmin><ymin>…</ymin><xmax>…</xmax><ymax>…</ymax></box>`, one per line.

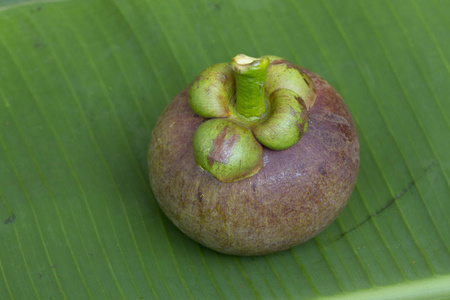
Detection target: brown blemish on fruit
<box><xmin>296</xmin><ymin>123</ymin><xmax>305</xmax><ymax>138</ymax></box>
<box><xmin>207</xmin><ymin>126</ymin><xmax>240</xmax><ymax>165</ymax></box>
<box><xmin>337</xmin><ymin>123</ymin><xmax>353</xmax><ymax>142</ymax></box>
<box><xmin>285</xmin><ymin>63</ymin><xmax>295</xmax><ymax>69</ymax></box>
<box><xmin>194</xmin><ymin>74</ymin><xmax>203</xmax><ymax>82</ymax></box>
<box><xmin>197</xmin><ymin>192</ymin><xmax>204</xmax><ymax>202</ymax></box>
<box><xmin>294</xmin><ymin>96</ymin><xmax>304</xmax><ymax>106</ymax></box>
<box><xmin>287</xmin><ymin>105</ymin><xmax>307</xmax><ymax>138</ymax></box>
<box><xmin>270</xmin><ymin>59</ymin><xmax>286</xmax><ymax>65</ymax></box>
<box><xmin>318</xmin><ymin>166</ymin><xmax>327</xmax><ymax>176</ymax></box>
<box><xmin>270</xmin><ymin>59</ymin><xmax>296</xmax><ymax>70</ymax></box>
<box><xmin>221</xmin><ymin>74</ymin><xmax>228</xmax><ymax>83</ymax></box>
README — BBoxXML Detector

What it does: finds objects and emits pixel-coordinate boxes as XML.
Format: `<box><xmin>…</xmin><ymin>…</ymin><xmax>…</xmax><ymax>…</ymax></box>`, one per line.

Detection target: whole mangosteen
<box><xmin>148</xmin><ymin>54</ymin><xmax>359</xmax><ymax>255</ymax></box>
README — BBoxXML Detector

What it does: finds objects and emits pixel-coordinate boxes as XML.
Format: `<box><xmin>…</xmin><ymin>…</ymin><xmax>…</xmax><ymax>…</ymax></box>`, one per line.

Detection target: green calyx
<box><xmin>188</xmin><ymin>54</ymin><xmax>317</xmax><ymax>182</ymax></box>
<box><xmin>252</xmin><ymin>89</ymin><xmax>309</xmax><ymax>150</ymax></box>
<box><xmin>193</xmin><ymin>119</ymin><xmax>263</xmax><ymax>182</ymax></box>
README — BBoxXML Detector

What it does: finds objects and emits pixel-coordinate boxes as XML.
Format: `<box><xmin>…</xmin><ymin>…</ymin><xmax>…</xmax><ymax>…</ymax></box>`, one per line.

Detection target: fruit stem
<box><xmin>231</xmin><ymin>54</ymin><xmax>269</xmax><ymax>119</ymax></box>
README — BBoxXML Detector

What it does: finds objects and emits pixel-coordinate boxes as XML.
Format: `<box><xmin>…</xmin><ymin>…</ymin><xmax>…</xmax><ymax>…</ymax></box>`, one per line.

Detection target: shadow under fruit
<box><xmin>148</xmin><ymin>54</ymin><xmax>360</xmax><ymax>255</ymax></box>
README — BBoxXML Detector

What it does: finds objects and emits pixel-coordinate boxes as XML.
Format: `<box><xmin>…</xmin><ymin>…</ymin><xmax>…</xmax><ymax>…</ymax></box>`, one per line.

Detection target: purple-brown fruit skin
<box><xmin>148</xmin><ymin>62</ymin><xmax>360</xmax><ymax>256</ymax></box>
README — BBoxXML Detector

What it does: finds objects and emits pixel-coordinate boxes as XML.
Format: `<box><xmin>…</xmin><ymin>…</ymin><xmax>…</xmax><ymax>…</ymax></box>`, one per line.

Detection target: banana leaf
<box><xmin>1</xmin><ymin>0</ymin><xmax>449</xmax><ymax>299</ymax></box>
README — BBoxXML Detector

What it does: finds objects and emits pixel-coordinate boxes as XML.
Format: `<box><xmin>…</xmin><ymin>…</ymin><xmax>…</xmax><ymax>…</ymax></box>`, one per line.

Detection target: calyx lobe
<box><xmin>207</xmin><ymin>126</ymin><xmax>239</xmax><ymax>166</ymax></box>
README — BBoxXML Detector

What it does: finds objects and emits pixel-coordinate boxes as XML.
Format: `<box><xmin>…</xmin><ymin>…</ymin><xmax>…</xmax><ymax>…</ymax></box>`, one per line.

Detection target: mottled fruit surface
<box><xmin>148</xmin><ymin>66</ymin><xmax>359</xmax><ymax>256</ymax></box>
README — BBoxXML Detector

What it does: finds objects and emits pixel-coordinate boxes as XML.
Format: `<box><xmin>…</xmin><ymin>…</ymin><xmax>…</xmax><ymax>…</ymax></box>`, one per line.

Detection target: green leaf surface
<box><xmin>1</xmin><ymin>0</ymin><xmax>449</xmax><ymax>299</ymax></box>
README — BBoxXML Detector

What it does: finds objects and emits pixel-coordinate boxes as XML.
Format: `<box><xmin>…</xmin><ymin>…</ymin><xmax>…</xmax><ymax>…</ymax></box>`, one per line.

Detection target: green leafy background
<box><xmin>1</xmin><ymin>0</ymin><xmax>449</xmax><ymax>299</ymax></box>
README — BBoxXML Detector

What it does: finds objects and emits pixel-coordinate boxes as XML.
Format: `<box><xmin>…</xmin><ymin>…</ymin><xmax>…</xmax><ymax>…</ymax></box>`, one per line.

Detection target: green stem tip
<box><xmin>231</xmin><ymin>54</ymin><xmax>269</xmax><ymax>119</ymax></box>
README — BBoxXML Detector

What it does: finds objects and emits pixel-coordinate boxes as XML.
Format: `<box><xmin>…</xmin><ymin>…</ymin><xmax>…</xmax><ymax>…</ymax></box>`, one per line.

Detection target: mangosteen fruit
<box><xmin>148</xmin><ymin>54</ymin><xmax>359</xmax><ymax>256</ymax></box>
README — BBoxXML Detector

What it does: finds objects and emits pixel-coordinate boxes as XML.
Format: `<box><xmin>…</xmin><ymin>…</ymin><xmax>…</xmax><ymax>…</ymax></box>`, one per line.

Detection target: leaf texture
<box><xmin>0</xmin><ymin>0</ymin><xmax>449</xmax><ymax>299</ymax></box>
